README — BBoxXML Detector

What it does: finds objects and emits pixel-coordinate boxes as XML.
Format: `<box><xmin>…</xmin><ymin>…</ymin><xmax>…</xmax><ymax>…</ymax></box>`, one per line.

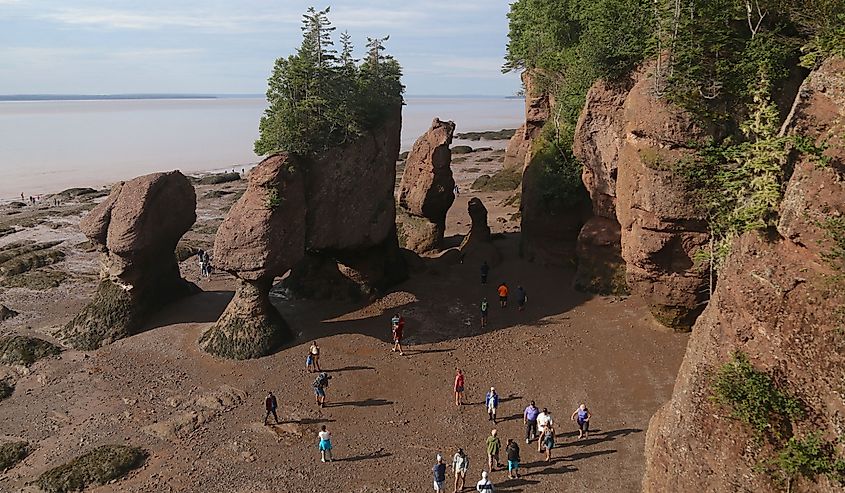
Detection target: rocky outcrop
<box><xmin>200</xmin><ymin>154</ymin><xmax>306</xmax><ymax>359</ymax></box>
<box><xmin>459</xmin><ymin>198</ymin><xmax>501</xmax><ymax>266</ymax></box>
<box><xmin>616</xmin><ymin>66</ymin><xmax>712</xmax><ymax>330</ymax></box>
<box><xmin>503</xmin><ymin>71</ymin><xmax>551</xmax><ymax>171</ymax></box>
<box><xmin>0</xmin><ymin>304</ymin><xmax>17</xmax><ymax>322</ymax></box>
<box><xmin>571</xmin><ymin>76</ymin><xmax>634</xmax><ymax>294</ymax></box>
<box><xmin>62</xmin><ymin>172</ymin><xmax>198</xmax><ymax>349</ymax></box>
<box><xmin>284</xmin><ymin>105</ymin><xmax>407</xmax><ymax>300</ymax></box>
<box><xmin>397</xmin><ymin>118</ymin><xmax>456</xmax><ymax>252</ymax></box>
<box><xmin>644</xmin><ymin>57</ymin><xmax>845</xmax><ymax>492</ymax></box>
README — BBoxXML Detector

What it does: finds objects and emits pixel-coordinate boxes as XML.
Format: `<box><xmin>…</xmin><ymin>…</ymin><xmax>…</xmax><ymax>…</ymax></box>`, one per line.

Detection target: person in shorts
<box><xmin>391</xmin><ymin>313</ymin><xmax>405</xmax><ymax>355</ymax></box>
<box><xmin>313</xmin><ymin>372</ymin><xmax>331</xmax><ymax>408</ymax></box>
<box><xmin>433</xmin><ymin>454</ymin><xmax>447</xmax><ymax>492</ymax></box>
<box><xmin>485</xmin><ymin>429</ymin><xmax>502</xmax><ymax>472</ymax></box>
<box><xmin>497</xmin><ymin>282</ymin><xmax>508</xmax><ymax>308</ymax></box>
<box><xmin>506</xmin><ymin>439</ymin><xmax>520</xmax><ymax>479</ymax></box>
<box><xmin>542</xmin><ymin>423</ymin><xmax>556</xmax><ymax>462</ymax></box>
<box><xmin>454</xmin><ymin>368</ymin><xmax>465</xmax><ymax>406</ymax></box>
<box><xmin>571</xmin><ymin>403</ymin><xmax>592</xmax><ymax>439</ymax></box>
<box><xmin>536</xmin><ymin>408</ymin><xmax>553</xmax><ymax>452</ymax></box>
<box><xmin>452</xmin><ymin>447</ymin><xmax>469</xmax><ymax>492</ymax></box>
<box><xmin>309</xmin><ymin>341</ymin><xmax>321</xmax><ymax>372</ymax></box>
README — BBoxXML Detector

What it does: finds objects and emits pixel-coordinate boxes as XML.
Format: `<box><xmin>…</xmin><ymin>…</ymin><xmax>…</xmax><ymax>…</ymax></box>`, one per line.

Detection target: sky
<box><xmin>0</xmin><ymin>0</ymin><xmax>522</xmax><ymax>96</ymax></box>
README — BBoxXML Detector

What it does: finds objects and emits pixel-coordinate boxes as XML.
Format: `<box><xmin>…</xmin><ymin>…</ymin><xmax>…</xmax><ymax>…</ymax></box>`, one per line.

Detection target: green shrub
<box><xmin>0</xmin><ymin>335</ymin><xmax>62</xmax><ymax>366</ymax></box>
<box><xmin>35</xmin><ymin>445</ymin><xmax>147</xmax><ymax>493</ymax></box>
<box><xmin>770</xmin><ymin>433</ymin><xmax>845</xmax><ymax>486</ymax></box>
<box><xmin>0</xmin><ymin>441</ymin><xmax>29</xmax><ymax>471</ymax></box>
<box><xmin>711</xmin><ymin>352</ymin><xmax>802</xmax><ymax>438</ymax></box>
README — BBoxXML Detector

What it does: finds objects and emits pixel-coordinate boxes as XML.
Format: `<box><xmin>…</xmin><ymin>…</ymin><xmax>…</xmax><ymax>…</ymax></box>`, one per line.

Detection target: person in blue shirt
<box><xmin>571</xmin><ymin>403</ymin><xmax>593</xmax><ymax>439</ymax></box>
<box><xmin>523</xmin><ymin>400</ymin><xmax>540</xmax><ymax>443</ymax></box>
<box><xmin>432</xmin><ymin>454</ymin><xmax>447</xmax><ymax>492</ymax></box>
<box><xmin>485</xmin><ymin>387</ymin><xmax>499</xmax><ymax>423</ymax></box>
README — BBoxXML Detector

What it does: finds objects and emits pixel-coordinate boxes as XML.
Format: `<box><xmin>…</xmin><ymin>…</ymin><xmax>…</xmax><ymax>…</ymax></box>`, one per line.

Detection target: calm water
<box><xmin>0</xmin><ymin>97</ymin><xmax>524</xmax><ymax>199</ymax></box>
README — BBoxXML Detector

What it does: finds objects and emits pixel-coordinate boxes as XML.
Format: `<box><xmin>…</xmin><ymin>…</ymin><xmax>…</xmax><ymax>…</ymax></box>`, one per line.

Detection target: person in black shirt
<box><xmin>506</xmin><ymin>439</ymin><xmax>521</xmax><ymax>479</ymax></box>
<box><xmin>263</xmin><ymin>391</ymin><xmax>279</xmax><ymax>425</ymax></box>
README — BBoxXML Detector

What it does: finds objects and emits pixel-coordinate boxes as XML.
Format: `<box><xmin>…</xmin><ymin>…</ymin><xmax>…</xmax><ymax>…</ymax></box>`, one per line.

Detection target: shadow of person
<box><xmin>327</xmin><ymin>398</ymin><xmax>393</xmax><ymax>408</ymax></box>
<box><xmin>337</xmin><ymin>449</ymin><xmax>392</xmax><ymax>462</ymax></box>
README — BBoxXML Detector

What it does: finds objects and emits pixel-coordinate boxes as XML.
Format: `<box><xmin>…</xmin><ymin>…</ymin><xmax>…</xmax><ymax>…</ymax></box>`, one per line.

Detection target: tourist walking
<box><xmin>523</xmin><ymin>400</ymin><xmax>539</xmax><ymax>444</ymax></box>
<box><xmin>433</xmin><ymin>454</ymin><xmax>447</xmax><ymax>492</ymax></box>
<box><xmin>516</xmin><ymin>286</ymin><xmax>527</xmax><ymax>311</ymax></box>
<box><xmin>454</xmin><ymin>368</ymin><xmax>465</xmax><ymax>406</ymax></box>
<box><xmin>480</xmin><ymin>298</ymin><xmax>489</xmax><ymax>328</ymax></box>
<box><xmin>318</xmin><ymin>425</ymin><xmax>333</xmax><ymax>462</ymax></box>
<box><xmin>480</xmin><ymin>261</ymin><xmax>489</xmax><ymax>284</ymax></box>
<box><xmin>537</xmin><ymin>408</ymin><xmax>553</xmax><ymax>452</ymax></box>
<box><xmin>485</xmin><ymin>429</ymin><xmax>502</xmax><ymax>472</ymax></box>
<box><xmin>497</xmin><ymin>283</ymin><xmax>508</xmax><ymax>308</ymax></box>
<box><xmin>475</xmin><ymin>471</ymin><xmax>494</xmax><ymax>492</ymax></box>
<box><xmin>202</xmin><ymin>250</ymin><xmax>212</xmax><ymax>277</ymax></box>
<box><xmin>505</xmin><ymin>439</ymin><xmax>520</xmax><ymax>479</ymax></box>
<box><xmin>452</xmin><ymin>447</ymin><xmax>469</xmax><ymax>492</ymax></box>
<box><xmin>391</xmin><ymin>313</ymin><xmax>405</xmax><ymax>355</ymax></box>
<box><xmin>313</xmin><ymin>372</ymin><xmax>331</xmax><ymax>408</ymax></box>
<box><xmin>542</xmin><ymin>424</ymin><xmax>555</xmax><ymax>462</ymax></box>
<box><xmin>485</xmin><ymin>387</ymin><xmax>499</xmax><ymax>423</ymax></box>
<box><xmin>571</xmin><ymin>403</ymin><xmax>592</xmax><ymax>439</ymax></box>
<box><xmin>263</xmin><ymin>391</ymin><xmax>279</xmax><ymax>425</ymax></box>
<box><xmin>197</xmin><ymin>250</ymin><xmax>206</xmax><ymax>279</ymax></box>
<box><xmin>309</xmin><ymin>341</ymin><xmax>321</xmax><ymax>372</ymax></box>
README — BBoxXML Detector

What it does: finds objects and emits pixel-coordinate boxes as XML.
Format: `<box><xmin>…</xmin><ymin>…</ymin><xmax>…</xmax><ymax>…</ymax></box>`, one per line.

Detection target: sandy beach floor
<box><xmin>0</xmin><ymin>143</ymin><xmax>687</xmax><ymax>492</ymax></box>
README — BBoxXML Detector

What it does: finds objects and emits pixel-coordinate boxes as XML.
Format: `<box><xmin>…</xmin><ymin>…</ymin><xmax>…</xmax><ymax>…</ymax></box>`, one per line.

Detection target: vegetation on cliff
<box><xmin>255</xmin><ymin>7</ymin><xmax>403</xmax><ymax>157</ymax></box>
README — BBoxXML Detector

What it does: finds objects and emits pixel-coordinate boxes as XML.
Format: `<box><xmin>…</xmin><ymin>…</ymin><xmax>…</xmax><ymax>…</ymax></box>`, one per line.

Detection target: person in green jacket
<box><xmin>485</xmin><ymin>428</ymin><xmax>502</xmax><ymax>472</ymax></box>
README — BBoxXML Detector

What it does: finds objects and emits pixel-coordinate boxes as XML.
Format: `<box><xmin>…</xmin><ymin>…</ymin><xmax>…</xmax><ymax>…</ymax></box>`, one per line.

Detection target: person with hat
<box><xmin>452</xmin><ymin>447</ymin><xmax>469</xmax><ymax>492</ymax></box>
<box><xmin>485</xmin><ymin>387</ymin><xmax>499</xmax><ymax>423</ymax></box>
<box><xmin>433</xmin><ymin>454</ymin><xmax>447</xmax><ymax>492</ymax></box>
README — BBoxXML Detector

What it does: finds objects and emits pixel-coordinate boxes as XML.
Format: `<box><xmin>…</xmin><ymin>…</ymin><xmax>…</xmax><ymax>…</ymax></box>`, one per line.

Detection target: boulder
<box><xmin>0</xmin><ymin>304</ymin><xmax>17</xmax><ymax>322</ymax></box>
<box><xmin>200</xmin><ymin>154</ymin><xmax>306</xmax><ymax>359</ymax></box>
<box><xmin>574</xmin><ymin>216</ymin><xmax>628</xmax><ymax>295</ymax></box>
<box><xmin>644</xmin><ymin>57</ymin><xmax>845</xmax><ymax>492</ymax></box>
<box><xmin>397</xmin><ymin>118</ymin><xmax>456</xmax><ymax>252</ymax></box>
<box><xmin>616</xmin><ymin>66</ymin><xmax>712</xmax><ymax>330</ymax></box>
<box><xmin>62</xmin><ymin>171</ymin><xmax>198</xmax><ymax>349</ymax></box>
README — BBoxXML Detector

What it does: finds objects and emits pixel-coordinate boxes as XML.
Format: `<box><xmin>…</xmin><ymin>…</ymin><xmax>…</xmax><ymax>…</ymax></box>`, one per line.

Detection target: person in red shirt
<box><xmin>391</xmin><ymin>313</ymin><xmax>405</xmax><ymax>356</ymax></box>
<box><xmin>454</xmin><ymin>368</ymin><xmax>466</xmax><ymax>406</ymax></box>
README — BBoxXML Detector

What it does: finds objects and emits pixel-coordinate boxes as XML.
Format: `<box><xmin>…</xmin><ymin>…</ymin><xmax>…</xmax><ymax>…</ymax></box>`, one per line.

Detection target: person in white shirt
<box><xmin>318</xmin><ymin>425</ymin><xmax>332</xmax><ymax>462</ymax></box>
<box><xmin>536</xmin><ymin>408</ymin><xmax>553</xmax><ymax>452</ymax></box>
<box><xmin>476</xmin><ymin>470</ymin><xmax>494</xmax><ymax>491</ymax></box>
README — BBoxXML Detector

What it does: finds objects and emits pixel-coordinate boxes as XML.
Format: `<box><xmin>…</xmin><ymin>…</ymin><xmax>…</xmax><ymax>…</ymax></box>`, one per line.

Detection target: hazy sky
<box><xmin>0</xmin><ymin>0</ymin><xmax>522</xmax><ymax>96</ymax></box>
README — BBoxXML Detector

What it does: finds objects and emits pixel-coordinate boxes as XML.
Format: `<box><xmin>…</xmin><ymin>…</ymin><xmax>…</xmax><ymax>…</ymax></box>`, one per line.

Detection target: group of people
<box><xmin>196</xmin><ymin>249</ymin><xmax>213</xmax><ymax>279</ymax></box>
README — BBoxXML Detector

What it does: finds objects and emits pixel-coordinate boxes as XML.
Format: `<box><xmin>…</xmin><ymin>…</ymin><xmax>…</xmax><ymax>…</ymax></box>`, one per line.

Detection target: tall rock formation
<box><xmin>200</xmin><ymin>154</ymin><xmax>306</xmax><ymax>360</ymax></box>
<box><xmin>572</xmin><ymin>76</ymin><xmax>634</xmax><ymax>295</ymax></box>
<box><xmin>615</xmin><ymin>66</ymin><xmax>713</xmax><ymax>330</ymax></box>
<box><xmin>285</xmin><ymin>105</ymin><xmax>407</xmax><ymax>300</ymax></box>
<box><xmin>459</xmin><ymin>197</ymin><xmax>501</xmax><ymax>266</ymax></box>
<box><xmin>62</xmin><ymin>171</ymin><xmax>199</xmax><ymax>349</ymax></box>
<box><xmin>519</xmin><ymin>70</ymin><xmax>590</xmax><ymax>261</ymax></box>
<box><xmin>644</xmin><ymin>57</ymin><xmax>845</xmax><ymax>492</ymax></box>
<box><xmin>503</xmin><ymin>70</ymin><xmax>551</xmax><ymax>171</ymax></box>
<box><xmin>397</xmin><ymin>118</ymin><xmax>456</xmax><ymax>253</ymax></box>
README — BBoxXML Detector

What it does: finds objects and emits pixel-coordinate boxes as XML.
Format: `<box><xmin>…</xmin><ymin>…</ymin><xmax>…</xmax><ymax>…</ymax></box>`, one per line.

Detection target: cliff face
<box><xmin>572</xmin><ymin>76</ymin><xmax>633</xmax><ymax>294</ymax></box>
<box><xmin>643</xmin><ymin>57</ymin><xmax>845</xmax><ymax>492</ymax></box>
<box><xmin>616</xmin><ymin>66</ymin><xmax>713</xmax><ymax>330</ymax></box>
<box><xmin>503</xmin><ymin>71</ymin><xmax>551</xmax><ymax>171</ymax></box>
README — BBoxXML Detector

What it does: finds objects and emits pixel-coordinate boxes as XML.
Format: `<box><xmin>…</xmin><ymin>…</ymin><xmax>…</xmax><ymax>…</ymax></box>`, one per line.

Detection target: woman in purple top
<box><xmin>523</xmin><ymin>400</ymin><xmax>539</xmax><ymax>443</ymax></box>
<box><xmin>570</xmin><ymin>403</ymin><xmax>592</xmax><ymax>439</ymax></box>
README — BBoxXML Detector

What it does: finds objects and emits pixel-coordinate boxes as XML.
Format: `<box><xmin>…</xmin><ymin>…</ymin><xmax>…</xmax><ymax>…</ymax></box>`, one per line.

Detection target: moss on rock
<box><xmin>471</xmin><ymin>168</ymin><xmax>522</xmax><ymax>192</ymax></box>
<box><xmin>61</xmin><ymin>280</ymin><xmax>137</xmax><ymax>350</ymax></box>
<box><xmin>0</xmin><ymin>269</ymin><xmax>70</xmax><ymax>290</ymax></box>
<box><xmin>35</xmin><ymin>445</ymin><xmax>147</xmax><ymax>493</ymax></box>
<box><xmin>198</xmin><ymin>172</ymin><xmax>240</xmax><ymax>185</ymax></box>
<box><xmin>649</xmin><ymin>304</ymin><xmax>702</xmax><ymax>332</ymax></box>
<box><xmin>0</xmin><ymin>379</ymin><xmax>13</xmax><ymax>400</ymax></box>
<box><xmin>0</xmin><ymin>335</ymin><xmax>62</xmax><ymax>366</ymax></box>
<box><xmin>0</xmin><ymin>441</ymin><xmax>29</xmax><ymax>471</ymax></box>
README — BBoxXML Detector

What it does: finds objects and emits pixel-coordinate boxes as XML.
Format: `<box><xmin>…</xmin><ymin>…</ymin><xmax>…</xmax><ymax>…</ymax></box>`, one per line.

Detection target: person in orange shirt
<box><xmin>497</xmin><ymin>282</ymin><xmax>509</xmax><ymax>308</ymax></box>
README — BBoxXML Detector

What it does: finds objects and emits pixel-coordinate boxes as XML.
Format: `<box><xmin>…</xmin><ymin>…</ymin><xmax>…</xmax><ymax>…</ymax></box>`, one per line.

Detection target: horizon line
<box><xmin>0</xmin><ymin>93</ymin><xmax>523</xmax><ymax>102</ymax></box>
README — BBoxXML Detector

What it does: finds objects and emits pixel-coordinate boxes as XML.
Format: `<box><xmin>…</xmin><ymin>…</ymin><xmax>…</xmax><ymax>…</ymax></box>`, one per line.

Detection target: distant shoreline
<box><xmin>0</xmin><ymin>94</ymin><xmax>523</xmax><ymax>103</ymax></box>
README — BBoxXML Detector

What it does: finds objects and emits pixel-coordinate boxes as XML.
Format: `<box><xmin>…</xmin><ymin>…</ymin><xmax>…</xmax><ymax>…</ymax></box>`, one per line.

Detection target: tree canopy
<box><xmin>254</xmin><ymin>7</ymin><xmax>404</xmax><ymax>157</ymax></box>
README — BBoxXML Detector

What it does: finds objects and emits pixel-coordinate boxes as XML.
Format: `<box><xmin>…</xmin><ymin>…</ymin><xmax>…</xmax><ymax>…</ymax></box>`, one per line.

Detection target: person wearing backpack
<box><xmin>476</xmin><ymin>470</ymin><xmax>494</xmax><ymax>491</ymax></box>
<box><xmin>391</xmin><ymin>313</ymin><xmax>405</xmax><ymax>356</ymax></box>
<box><xmin>313</xmin><ymin>372</ymin><xmax>331</xmax><ymax>408</ymax></box>
<box><xmin>480</xmin><ymin>298</ymin><xmax>489</xmax><ymax>328</ymax></box>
